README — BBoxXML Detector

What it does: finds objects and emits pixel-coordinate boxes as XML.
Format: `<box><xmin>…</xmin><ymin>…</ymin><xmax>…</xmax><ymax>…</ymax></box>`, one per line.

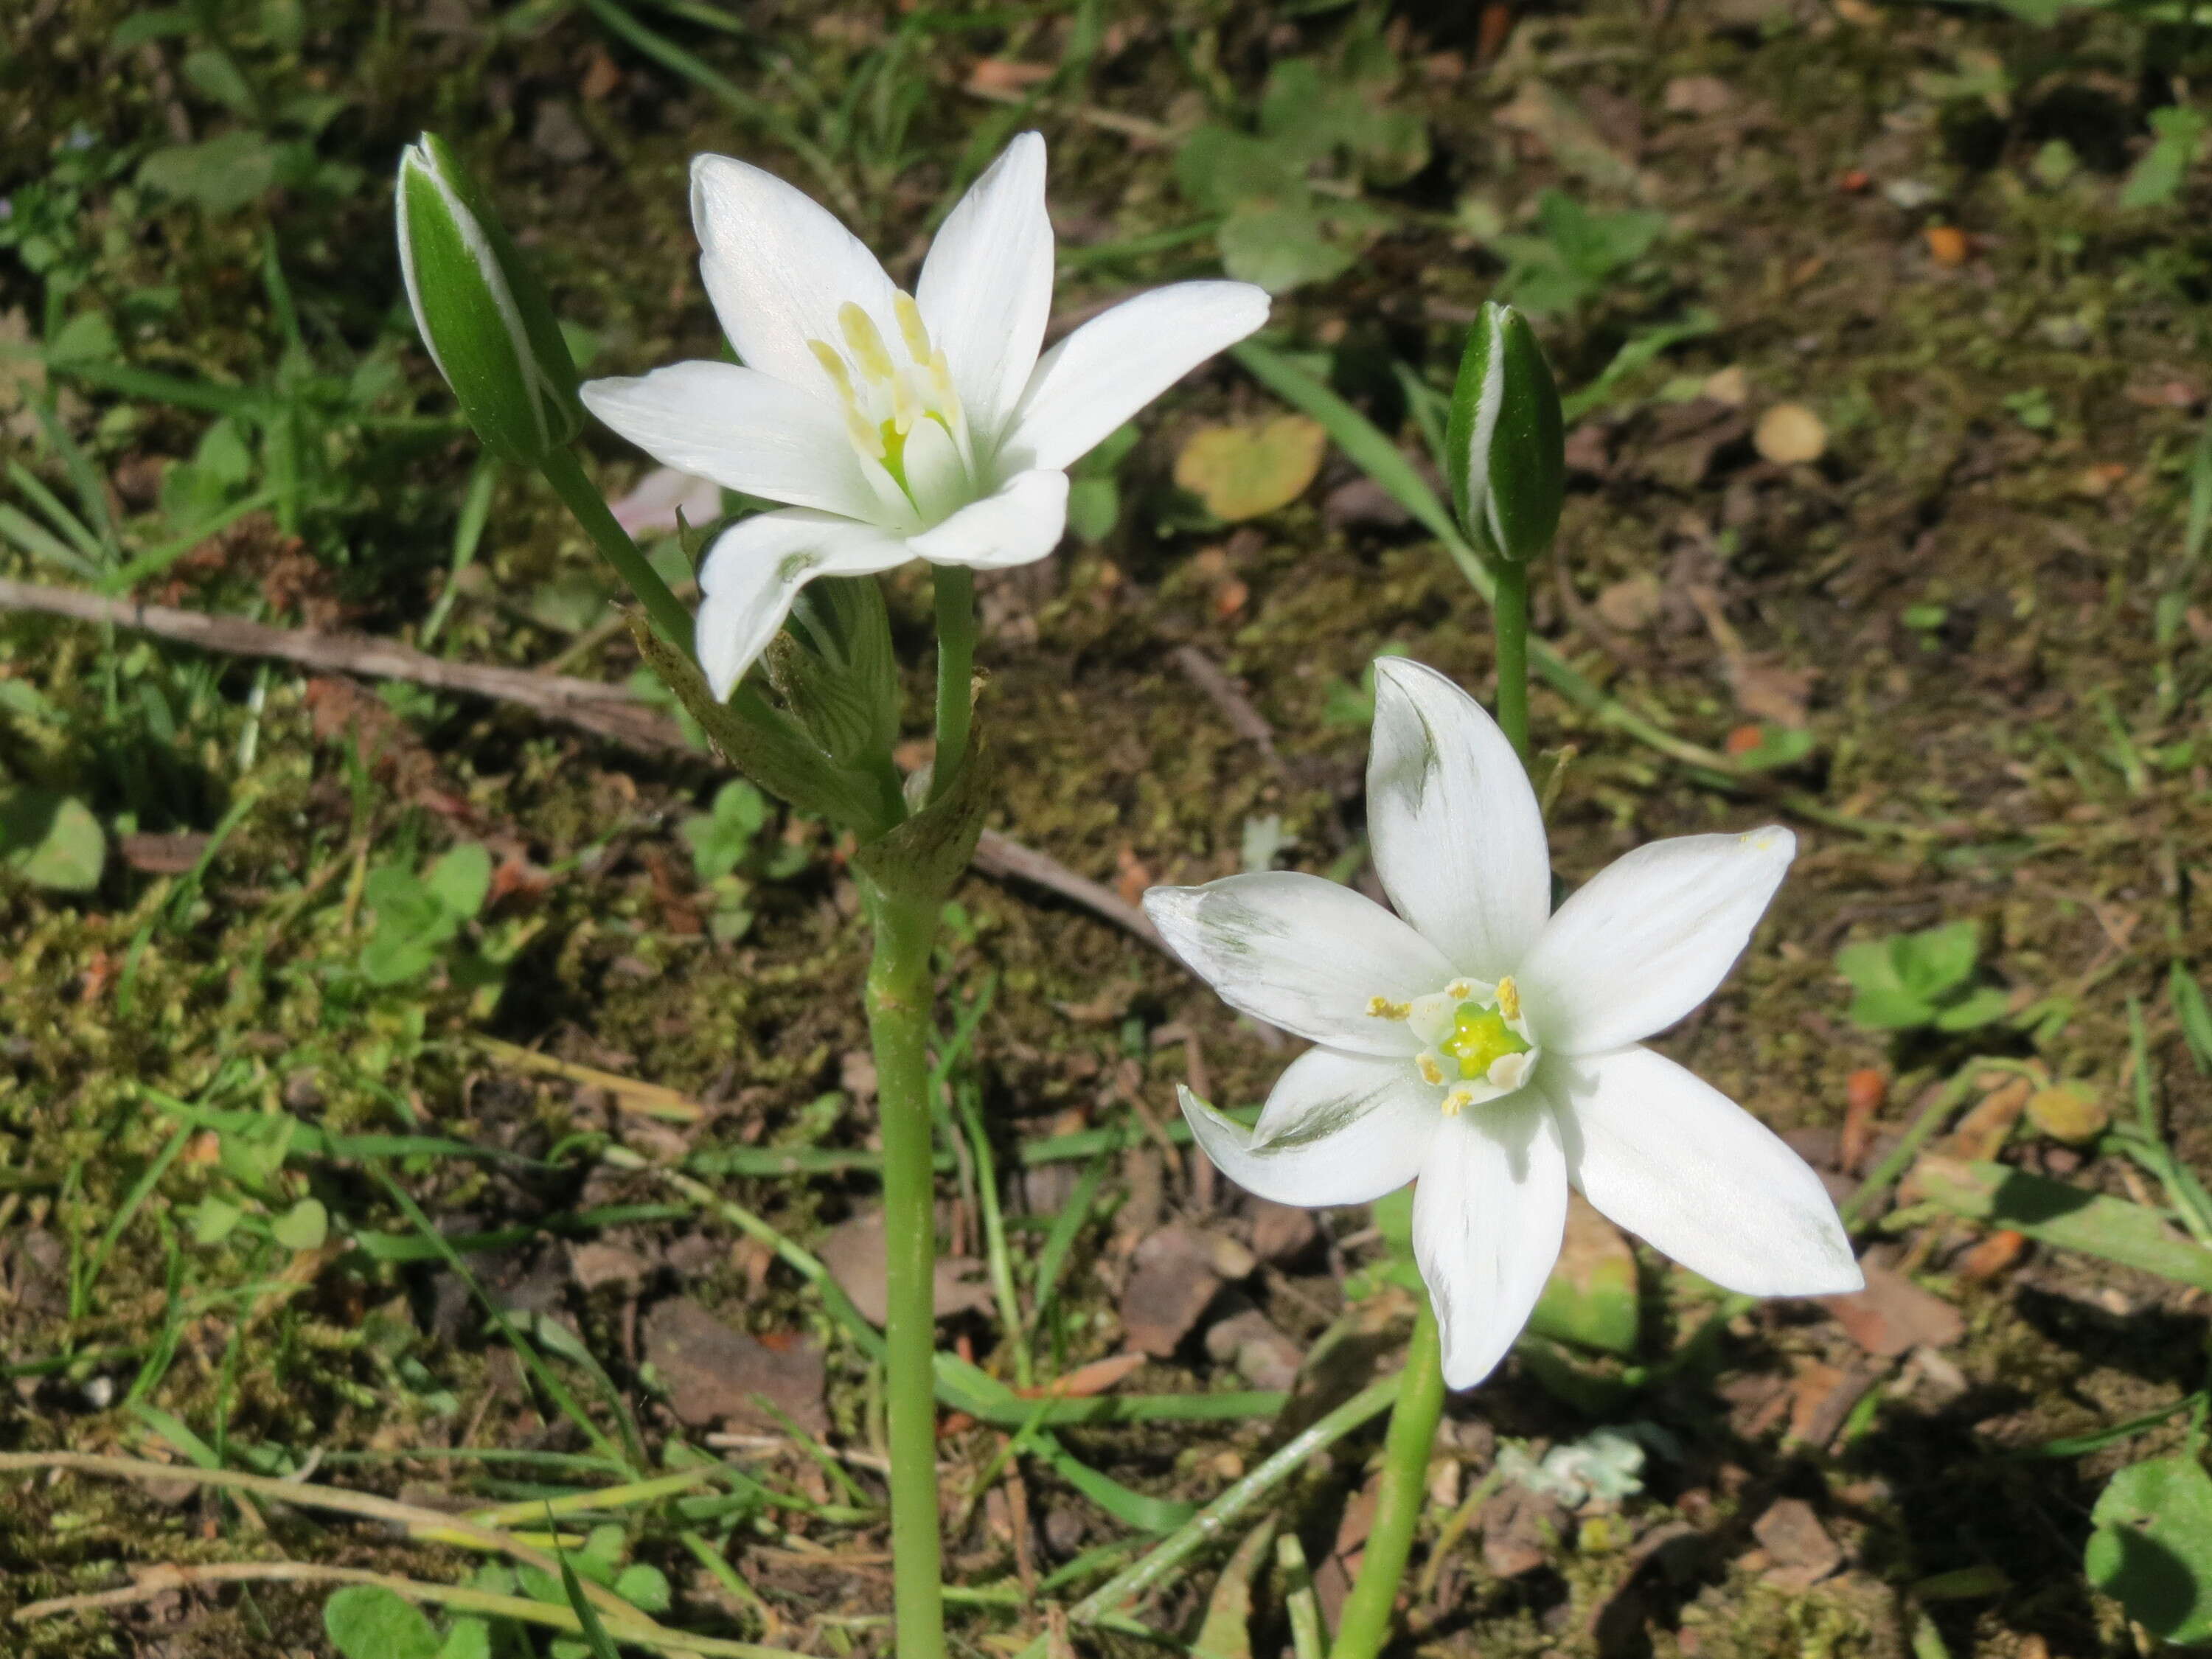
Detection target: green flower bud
<box><xmin>765</xmin><ymin>575</ymin><xmax>900</xmax><ymax>772</ymax></box>
<box><xmin>1444</xmin><ymin>301</ymin><xmax>1564</xmax><ymax>566</ymax></box>
<box><xmin>395</xmin><ymin>133</ymin><xmax>582</xmax><ymax>466</ymax></box>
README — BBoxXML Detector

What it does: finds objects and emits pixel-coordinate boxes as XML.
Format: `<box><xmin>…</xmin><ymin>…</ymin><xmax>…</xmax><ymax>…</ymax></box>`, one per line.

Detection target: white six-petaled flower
<box><xmin>1143</xmin><ymin>658</ymin><xmax>1863</xmax><ymax>1389</ymax></box>
<box><xmin>580</xmin><ymin>133</ymin><xmax>1270</xmax><ymax>699</ymax></box>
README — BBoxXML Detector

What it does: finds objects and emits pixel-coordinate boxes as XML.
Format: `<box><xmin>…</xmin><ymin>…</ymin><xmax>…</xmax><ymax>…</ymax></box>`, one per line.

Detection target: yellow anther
<box><xmin>838</xmin><ymin>302</ymin><xmax>895</xmax><ymax>380</ymax></box>
<box><xmin>1416</xmin><ymin>1053</ymin><xmax>1446</xmax><ymax>1087</ymax></box>
<box><xmin>1446</xmin><ymin>980</ymin><xmax>1474</xmax><ymax>1001</ymax></box>
<box><xmin>808</xmin><ymin>339</ymin><xmax>858</xmax><ymax>406</ymax></box>
<box><xmin>890</xmin><ymin>372</ymin><xmax>920</xmax><ymax>435</ymax></box>
<box><xmin>1497</xmin><ymin>975</ymin><xmax>1521</xmax><ymax>1022</ymax></box>
<box><xmin>1440</xmin><ymin>1088</ymin><xmax>1475</xmax><ymax>1117</ymax></box>
<box><xmin>842</xmin><ymin>406</ymin><xmax>886</xmax><ymax>462</ymax></box>
<box><xmin>1367</xmin><ymin>995</ymin><xmax>1411</xmax><ymax>1020</ymax></box>
<box><xmin>893</xmin><ymin>291</ymin><xmax>933</xmax><ymax>361</ymax></box>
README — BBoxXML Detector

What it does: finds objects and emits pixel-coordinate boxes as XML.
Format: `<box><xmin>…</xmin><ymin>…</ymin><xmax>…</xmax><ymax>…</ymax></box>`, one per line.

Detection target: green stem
<box><xmin>1329</xmin><ymin>1300</ymin><xmax>1447</xmax><ymax>1659</ymax></box>
<box><xmin>540</xmin><ymin>446</ymin><xmax>697</xmax><ymax>659</ymax></box>
<box><xmin>930</xmin><ymin>565</ymin><xmax>976</xmax><ymax>802</ymax></box>
<box><xmin>861</xmin><ymin>878</ymin><xmax>949</xmax><ymax>1659</ymax></box>
<box><xmin>1492</xmin><ymin>559</ymin><xmax>1531</xmax><ymax>767</ymax></box>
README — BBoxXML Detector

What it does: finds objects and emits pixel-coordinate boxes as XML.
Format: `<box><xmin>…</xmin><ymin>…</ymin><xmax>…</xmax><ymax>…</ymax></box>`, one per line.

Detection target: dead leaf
<box><xmin>1594</xmin><ymin>574</ymin><xmax>1663</xmax><ymax>632</ymax></box>
<box><xmin>818</xmin><ymin>1210</ymin><xmax>993</xmax><ymax>1326</ymax></box>
<box><xmin>1702</xmin><ymin>364</ymin><xmax>1750</xmax><ymax>406</ymax></box>
<box><xmin>1119</xmin><ymin>1224</ymin><xmax>1223</xmax><ymax>1357</ymax></box>
<box><xmin>2026</xmin><ymin>1083</ymin><xmax>2107</xmax><ymax>1144</ymax></box>
<box><xmin>119</xmin><ymin>832</ymin><xmax>210</xmax><ymax>875</ymax></box>
<box><xmin>1482</xmin><ymin>1483</ymin><xmax>1567</xmax><ymax>1577</ymax></box>
<box><xmin>1936</xmin><ymin>1077</ymin><xmax>2029</xmax><ymax>1163</ymax></box>
<box><xmin>1020</xmin><ymin>1352</ymin><xmax>1147</xmax><ymax>1399</ymax></box>
<box><xmin>1664</xmin><ymin>74</ymin><xmax>1734</xmax><ymax>116</ymax></box>
<box><xmin>1841</xmin><ymin>1069</ymin><xmax>1887</xmax><ymax>1173</ymax></box>
<box><xmin>1173</xmin><ymin>416</ymin><xmax>1328</xmax><ymax>522</ymax></box>
<box><xmin>1753</xmin><ymin>403</ymin><xmax>1826</xmax><ymax>465</ymax></box>
<box><xmin>643</xmin><ymin>1297</ymin><xmax>826</xmax><ymax>1433</ymax></box>
<box><xmin>1958</xmin><ymin>1228</ymin><xmax>2026</xmax><ymax>1282</ymax></box>
<box><xmin>568</xmin><ymin>1242</ymin><xmax>653</xmax><ymax>1292</ymax></box>
<box><xmin>1924</xmin><ymin>225</ymin><xmax>1971</xmax><ymax>267</ymax></box>
<box><xmin>1818</xmin><ymin>1261</ymin><xmax>1964</xmax><ymax>1357</ymax></box>
<box><xmin>1752</xmin><ymin>1498</ymin><xmax>1843</xmax><ymax>1590</ymax></box>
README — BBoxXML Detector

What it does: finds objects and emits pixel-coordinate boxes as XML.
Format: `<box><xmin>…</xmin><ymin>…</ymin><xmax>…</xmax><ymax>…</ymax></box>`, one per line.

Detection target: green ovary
<box><xmin>1439</xmin><ymin>1002</ymin><xmax>1530</xmax><ymax>1081</ymax></box>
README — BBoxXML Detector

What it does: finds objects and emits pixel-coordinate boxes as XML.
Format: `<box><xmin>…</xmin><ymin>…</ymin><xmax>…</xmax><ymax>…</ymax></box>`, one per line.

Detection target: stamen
<box><xmin>1497</xmin><ymin>975</ymin><xmax>1521</xmax><ymax>1022</ymax></box>
<box><xmin>1446</xmin><ymin>980</ymin><xmax>1475</xmax><ymax>1001</ymax></box>
<box><xmin>894</xmin><ymin>291</ymin><xmax>933</xmax><ymax>361</ymax></box>
<box><xmin>838</xmin><ymin>302</ymin><xmax>895</xmax><ymax>380</ymax></box>
<box><xmin>809</xmin><ymin>340</ymin><xmax>858</xmax><ymax>407</ymax></box>
<box><xmin>890</xmin><ymin>372</ymin><xmax>920</xmax><ymax>436</ymax></box>
<box><xmin>842</xmin><ymin>406</ymin><xmax>886</xmax><ymax>462</ymax></box>
<box><xmin>1416</xmin><ymin>1054</ymin><xmax>1446</xmax><ymax>1087</ymax></box>
<box><xmin>1367</xmin><ymin>995</ymin><xmax>1411</xmax><ymax>1020</ymax></box>
<box><xmin>1440</xmin><ymin>1087</ymin><xmax>1475</xmax><ymax>1117</ymax></box>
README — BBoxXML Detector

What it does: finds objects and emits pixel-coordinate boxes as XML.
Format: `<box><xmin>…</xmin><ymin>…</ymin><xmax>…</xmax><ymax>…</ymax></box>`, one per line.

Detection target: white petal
<box><xmin>1366</xmin><ymin>658</ymin><xmax>1551</xmax><ymax>981</ymax></box>
<box><xmin>1413</xmin><ymin>1099</ymin><xmax>1568</xmax><ymax>1390</ymax></box>
<box><xmin>1548</xmin><ymin>1046</ymin><xmax>1862</xmax><ymax>1297</ymax></box>
<box><xmin>1003</xmin><ymin>281</ymin><xmax>1270</xmax><ymax>473</ymax></box>
<box><xmin>691</xmin><ymin>154</ymin><xmax>900</xmax><ymax>401</ymax></box>
<box><xmin>1142</xmin><ymin>872</ymin><xmax>1452</xmax><ymax>1056</ymax></box>
<box><xmin>608</xmin><ymin>466</ymin><xmax>723</xmax><ymax>538</ymax></box>
<box><xmin>581</xmin><ymin>362</ymin><xmax>876</xmax><ymax>520</ymax></box>
<box><xmin>1178</xmin><ymin>1057</ymin><xmax>1436</xmax><ymax>1209</ymax></box>
<box><xmin>916</xmin><ymin>133</ymin><xmax>1054</xmax><ymax>449</ymax></box>
<box><xmin>1516</xmin><ymin>827</ymin><xmax>1795</xmax><ymax>1056</ymax></box>
<box><xmin>905</xmin><ymin>468</ymin><xmax>1068</xmax><ymax>569</ymax></box>
<box><xmin>695</xmin><ymin>510</ymin><xmax>911</xmax><ymax>698</ymax></box>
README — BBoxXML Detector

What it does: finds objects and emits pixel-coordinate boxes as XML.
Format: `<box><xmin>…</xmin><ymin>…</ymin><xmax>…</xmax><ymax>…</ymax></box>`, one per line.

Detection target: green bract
<box><xmin>394</xmin><ymin>133</ymin><xmax>582</xmax><ymax>465</ymax></box>
<box><xmin>768</xmin><ymin>575</ymin><xmax>900</xmax><ymax>774</ymax></box>
<box><xmin>1444</xmin><ymin>302</ymin><xmax>1564</xmax><ymax>566</ymax></box>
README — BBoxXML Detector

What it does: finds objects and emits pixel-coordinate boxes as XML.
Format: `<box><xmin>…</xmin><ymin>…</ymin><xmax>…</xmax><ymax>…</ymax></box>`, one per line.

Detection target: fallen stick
<box><xmin>0</xmin><ymin>579</ymin><xmax>1170</xmax><ymax>956</ymax></box>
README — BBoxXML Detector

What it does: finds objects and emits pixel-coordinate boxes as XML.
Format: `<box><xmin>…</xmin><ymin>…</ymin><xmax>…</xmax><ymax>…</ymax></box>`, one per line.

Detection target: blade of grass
<box><xmin>1916</xmin><ymin>1157</ymin><xmax>2212</xmax><ymax>1293</ymax></box>
<box><xmin>957</xmin><ymin>1073</ymin><xmax>1030</xmax><ymax>1385</ymax></box>
<box><xmin>1029</xmin><ymin>1150</ymin><xmax>1109</xmax><ymax>1331</ymax></box>
<box><xmin>370</xmin><ymin>1166</ymin><xmax>636</xmax><ymax>1472</ymax></box>
<box><xmin>5</xmin><ymin>459</ymin><xmax>108</xmax><ymax>569</ymax></box>
<box><xmin>422</xmin><ymin>454</ymin><xmax>497</xmax><ymax>647</ymax></box>
<box><xmin>73</xmin><ymin>1124</ymin><xmax>192</xmax><ymax>1321</ymax></box>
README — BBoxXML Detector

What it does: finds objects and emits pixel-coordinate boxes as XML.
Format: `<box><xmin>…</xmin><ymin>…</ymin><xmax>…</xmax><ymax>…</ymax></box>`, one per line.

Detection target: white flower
<box><xmin>581</xmin><ymin>133</ymin><xmax>1270</xmax><ymax>698</ymax></box>
<box><xmin>1143</xmin><ymin>658</ymin><xmax>1863</xmax><ymax>1390</ymax></box>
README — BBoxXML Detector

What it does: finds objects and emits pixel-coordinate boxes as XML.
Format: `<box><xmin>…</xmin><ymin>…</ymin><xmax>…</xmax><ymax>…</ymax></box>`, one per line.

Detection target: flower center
<box><xmin>1369</xmin><ymin>975</ymin><xmax>1540</xmax><ymax>1116</ymax></box>
<box><xmin>808</xmin><ymin>294</ymin><xmax>973</xmax><ymax>511</ymax></box>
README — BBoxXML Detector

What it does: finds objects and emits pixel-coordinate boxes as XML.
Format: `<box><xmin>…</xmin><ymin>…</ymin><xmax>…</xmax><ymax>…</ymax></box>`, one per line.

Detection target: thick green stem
<box><xmin>1329</xmin><ymin>1300</ymin><xmax>1447</xmax><ymax>1659</ymax></box>
<box><xmin>1492</xmin><ymin>559</ymin><xmax>1531</xmax><ymax>767</ymax></box>
<box><xmin>861</xmin><ymin>880</ymin><xmax>948</xmax><ymax>1659</ymax></box>
<box><xmin>540</xmin><ymin>446</ymin><xmax>698</xmax><ymax>659</ymax></box>
<box><xmin>929</xmin><ymin>565</ymin><xmax>976</xmax><ymax>802</ymax></box>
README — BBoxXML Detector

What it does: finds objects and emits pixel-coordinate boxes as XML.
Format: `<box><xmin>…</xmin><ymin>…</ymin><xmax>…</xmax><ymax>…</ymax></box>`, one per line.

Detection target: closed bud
<box><xmin>395</xmin><ymin>133</ymin><xmax>583</xmax><ymax>466</ymax></box>
<box><xmin>1444</xmin><ymin>302</ymin><xmax>1564</xmax><ymax>566</ymax></box>
<box><xmin>765</xmin><ymin>576</ymin><xmax>900</xmax><ymax>771</ymax></box>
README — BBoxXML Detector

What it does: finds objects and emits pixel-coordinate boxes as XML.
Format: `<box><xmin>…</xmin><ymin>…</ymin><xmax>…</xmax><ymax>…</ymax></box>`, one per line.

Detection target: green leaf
<box><xmin>271</xmin><ymin>1197</ymin><xmax>329</xmax><ymax>1251</ymax></box>
<box><xmin>551</xmin><ymin>1534</ymin><xmax>624</xmax><ymax>1659</ymax></box>
<box><xmin>437</xmin><ymin>1618</ymin><xmax>492</xmax><ymax>1659</ymax></box>
<box><xmin>1932</xmin><ymin>987</ymin><xmax>2011</xmax><ymax>1031</ymax></box>
<box><xmin>613</xmin><ymin>1562</ymin><xmax>671</xmax><ymax>1614</ymax></box>
<box><xmin>679</xmin><ymin>780</ymin><xmax>769</xmax><ymax>883</ymax></box>
<box><xmin>1217</xmin><ymin>201</ymin><xmax>1367</xmax><ymax>294</ymax></box>
<box><xmin>322</xmin><ymin>1585</ymin><xmax>442</xmax><ymax>1659</ymax></box>
<box><xmin>2086</xmin><ymin>1455</ymin><xmax>2212</xmax><ymax>1644</ymax></box>
<box><xmin>851</xmin><ymin>734</ymin><xmax>992</xmax><ymax>907</ymax></box>
<box><xmin>1192</xmin><ymin>1520</ymin><xmax>1275</xmax><ymax>1659</ymax></box>
<box><xmin>2121</xmin><ymin>106</ymin><xmax>2208</xmax><ymax>211</ymax></box>
<box><xmin>1526</xmin><ymin>1205</ymin><xmax>1640</xmax><ymax>1356</ymax></box>
<box><xmin>189</xmin><ymin>1197</ymin><xmax>244</xmax><ymax>1245</ymax></box>
<box><xmin>1892</xmin><ymin>920</ymin><xmax>1980</xmax><ymax>997</ymax></box>
<box><xmin>179</xmin><ymin>48</ymin><xmax>256</xmax><ymax>116</ymax></box>
<box><xmin>1916</xmin><ymin>1158</ymin><xmax>2212</xmax><ymax>1293</ymax></box>
<box><xmin>1846</xmin><ymin>987</ymin><xmax>1938</xmax><ymax>1032</ymax></box>
<box><xmin>138</xmin><ymin>131</ymin><xmax>282</xmax><ymax>215</ymax></box>
<box><xmin>0</xmin><ymin>789</ymin><xmax>106</xmax><ymax>892</ymax></box>
<box><xmin>46</xmin><ymin>310</ymin><xmax>119</xmax><ymax>366</ymax></box>
<box><xmin>423</xmin><ymin>842</ymin><xmax>493</xmax><ymax>918</ymax></box>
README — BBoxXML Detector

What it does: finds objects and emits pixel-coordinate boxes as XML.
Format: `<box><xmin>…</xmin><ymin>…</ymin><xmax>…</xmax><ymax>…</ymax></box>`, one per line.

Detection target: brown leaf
<box><xmin>1019</xmin><ymin>1352</ymin><xmax>1147</xmax><ymax>1400</ymax></box>
<box><xmin>1751</xmin><ymin>1498</ymin><xmax>1843</xmax><ymax>1590</ymax></box>
<box><xmin>119</xmin><ymin>831</ymin><xmax>210</xmax><ymax>875</ymax></box>
<box><xmin>1119</xmin><ymin>1224</ymin><xmax>1224</xmax><ymax>1357</ymax></box>
<box><xmin>1841</xmin><ymin>1069</ymin><xmax>1887</xmax><ymax>1173</ymax></box>
<box><xmin>1753</xmin><ymin>403</ymin><xmax>1826</xmax><ymax>465</ymax></box>
<box><xmin>642</xmin><ymin>1297</ymin><xmax>826</xmax><ymax>1433</ymax></box>
<box><xmin>1482</xmin><ymin>1483</ymin><xmax>1567</xmax><ymax>1577</ymax></box>
<box><xmin>817</xmin><ymin>1210</ymin><xmax>994</xmax><ymax>1327</ymax></box>
<box><xmin>1818</xmin><ymin>1261</ymin><xmax>1964</xmax><ymax>1357</ymax></box>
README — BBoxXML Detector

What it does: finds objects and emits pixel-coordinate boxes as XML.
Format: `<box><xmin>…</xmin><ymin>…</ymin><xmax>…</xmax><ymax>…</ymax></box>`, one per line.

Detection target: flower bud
<box><xmin>1444</xmin><ymin>302</ymin><xmax>1564</xmax><ymax>566</ymax></box>
<box><xmin>394</xmin><ymin>133</ymin><xmax>582</xmax><ymax>466</ymax></box>
<box><xmin>765</xmin><ymin>575</ymin><xmax>900</xmax><ymax>772</ymax></box>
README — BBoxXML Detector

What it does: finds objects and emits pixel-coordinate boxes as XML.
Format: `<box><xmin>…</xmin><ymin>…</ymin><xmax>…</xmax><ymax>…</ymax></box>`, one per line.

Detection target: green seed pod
<box><xmin>1444</xmin><ymin>302</ymin><xmax>1565</xmax><ymax>566</ymax></box>
<box><xmin>766</xmin><ymin>575</ymin><xmax>900</xmax><ymax>773</ymax></box>
<box><xmin>394</xmin><ymin>133</ymin><xmax>583</xmax><ymax>465</ymax></box>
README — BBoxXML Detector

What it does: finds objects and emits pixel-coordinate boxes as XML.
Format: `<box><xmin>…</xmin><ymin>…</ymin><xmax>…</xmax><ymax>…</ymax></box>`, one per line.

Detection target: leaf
<box><xmin>437</xmin><ymin>1619</ymin><xmax>493</xmax><ymax>1659</ymax></box>
<box><xmin>1846</xmin><ymin>986</ymin><xmax>1938</xmax><ymax>1032</ymax></box>
<box><xmin>552</xmin><ymin>1532</ymin><xmax>625</xmax><ymax>1659</ymax></box>
<box><xmin>1891</xmin><ymin>921</ymin><xmax>1980</xmax><ymax>998</ymax></box>
<box><xmin>613</xmin><ymin>1563</ymin><xmax>671</xmax><ymax>1614</ymax></box>
<box><xmin>1192</xmin><ymin>1521</ymin><xmax>1276</xmax><ymax>1659</ymax></box>
<box><xmin>679</xmin><ymin>780</ymin><xmax>769</xmax><ymax>883</ymax></box>
<box><xmin>1217</xmin><ymin>199</ymin><xmax>1382</xmax><ymax>295</ymax></box>
<box><xmin>850</xmin><ymin>734</ymin><xmax>992</xmax><ymax>906</ymax></box>
<box><xmin>1915</xmin><ymin>1156</ymin><xmax>2212</xmax><ymax>1293</ymax></box>
<box><xmin>1173</xmin><ymin>415</ymin><xmax>1329</xmax><ymax>521</ymax></box>
<box><xmin>137</xmin><ymin>131</ymin><xmax>282</xmax><ymax>215</ymax></box>
<box><xmin>322</xmin><ymin>1585</ymin><xmax>442</xmax><ymax>1659</ymax></box>
<box><xmin>0</xmin><ymin>789</ymin><xmax>106</xmax><ymax>892</ymax></box>
<box><xmin>271</xmin><ymin>1197</ymin><xmax>329</xmax><ymax>1251</ymax></box>
<box><xmin>1932</xmin><ymin>986</ymin><xmax>2011</xmax><ymax>1031</ymax></box>
<box><xmin>189</xmin><ymin>1197</ymin><xmax>243</xmax><ymax>1245</ymax></box>
<box><xmin>2086</xmin><ymin>1455</ymin><xmax>2212</xmax><ymax>1644</ymax></box>
<box><xmin>2121</xmin><ymin>106</ymin><xmax>2208</xmax><ymax>211</ymax></box>
<box><xmin>1526</xmin><ymin>1196</ymin><xmax>1639</xmax><ymax>1357</ymax></box>
<box><xmin>424</xmin><ymin>843</ymin><xmax>493</xmax><ymax>918</ymax></box>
